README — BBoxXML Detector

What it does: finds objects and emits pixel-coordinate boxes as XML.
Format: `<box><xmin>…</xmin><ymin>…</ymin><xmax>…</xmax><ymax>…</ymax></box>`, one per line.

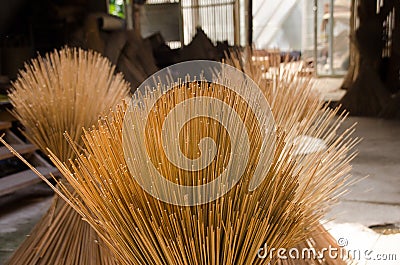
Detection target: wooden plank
<box><xmin>0</xmin><ymin>121</ymin><xmax>12</xmax><ymax>131</ymax></box>
<box><xmin>0</xmin><ymin>144</ymin><xmax>37</xmax><ymax>160</ymax></box>
<box><xmin>0</xmin><ymin>167</ymin><xmax>58</xmax><ymax>197</ymax></box>
<box><xmin>4</xmin><ymin>130</ymin><xmax>25</xmax><ymax>145</ymax></box>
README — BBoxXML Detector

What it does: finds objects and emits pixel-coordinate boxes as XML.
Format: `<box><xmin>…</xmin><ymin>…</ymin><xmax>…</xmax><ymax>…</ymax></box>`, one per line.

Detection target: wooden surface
<box><xmin>0</xmin><ymin>166</ymin><xmax>57</xmax><ymax>197</ymax></box>
<box><xmin>0</xmin><ymin>121</ymin><xmax>11</xmax><ymax>131</ymax></box>
<box><xmin>0</xmin><ymin>122</ymin><xmax>58</xmax><ymax>197</ymax></box>
<box><xmin>0</xmin><ymin>143</ymin><xmax>37</xmax><ymax>160</ymax></box>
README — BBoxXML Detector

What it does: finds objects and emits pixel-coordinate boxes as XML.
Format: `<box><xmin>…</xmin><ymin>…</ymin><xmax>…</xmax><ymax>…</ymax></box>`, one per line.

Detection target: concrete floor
<box><xmin>0</xmin><ymin>184</ymin><xmax>53</xmax><ymax>264</ymax></box>
<box><xmin>327</xmin><ymin>117</ymin><xmax>400</xmax><ymax>226</ymax></box>
<box><xmin>0</xmin><ymin>116</ymin><xmax>399</xmax><ymax>264</ymax></box>
<box><xmin>324</xmin><ymin>117</ymin><xmax>400</xmax><ymax>265</ymax></box>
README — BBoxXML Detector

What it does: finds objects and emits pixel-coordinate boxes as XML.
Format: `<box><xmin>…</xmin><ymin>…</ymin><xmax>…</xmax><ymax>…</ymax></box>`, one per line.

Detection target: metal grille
<box><xmin>145</xmin><ymin>0</ymin><xmax>239</xmax><ymax>45</ymax></box>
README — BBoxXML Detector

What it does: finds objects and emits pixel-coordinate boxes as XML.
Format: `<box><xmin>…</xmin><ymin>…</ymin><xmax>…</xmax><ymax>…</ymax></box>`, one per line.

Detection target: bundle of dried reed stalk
<box><xmin>226</xmin><ymin>50</ymin><xmax>357</xmax><ymax>264</ymax></box>
<box><xmin>1</xmin><ymin>51</ymin><xmax>358</xmax><ymax>264</ymax></box>
<box><xmin>6</xmin><ymin>47</ymin><xmax>129</xmax><ymax>264</ymax></box>
<box><xmin>9</xmin><ymin>47</ymin><xmax>129</xmax><ymax>161</ymax></box>
<box><xmin>2</xmin><ymin>70</ymin><xmax>357</xmax><ymax>264</ymax></box>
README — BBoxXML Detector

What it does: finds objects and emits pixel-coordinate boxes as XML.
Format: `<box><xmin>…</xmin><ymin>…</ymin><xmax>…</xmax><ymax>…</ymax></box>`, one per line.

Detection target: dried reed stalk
<box><xmin>2</xmin><ymin>50</ymin><xmax>357</xmax><ymax>264</ymax></box>
<box><xmin>226</xmin><ymin>50</ymin><xmax>357</xmax><ymax>264</ymax></box>
<box><xmin>9</xmin><ymin>47</ymin><xmax>129</xmax><ymax>161</ymax></box>
<box><xmin>6</xmin><ymin>47</ymin><xmax>129</xmax><ymax>264</ymax></box>
<box><xmin>7</xmin><ymin>73</ymin><xmax>357</xmax><ymax>264</ymax></box>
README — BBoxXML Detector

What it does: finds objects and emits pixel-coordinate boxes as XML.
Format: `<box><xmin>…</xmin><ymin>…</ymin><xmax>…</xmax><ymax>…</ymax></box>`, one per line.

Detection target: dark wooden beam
<box><xmin>248</xmin><ymin>0</ymin><xmax>253</xmax><ymax>46</ymax></box>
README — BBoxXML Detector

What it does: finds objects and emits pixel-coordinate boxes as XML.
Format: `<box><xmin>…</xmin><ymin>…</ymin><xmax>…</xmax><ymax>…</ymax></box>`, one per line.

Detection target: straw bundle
<box><xmin>6</xmin><ymin>47</ymin><xmax>129</xmax><ymax>264</ymax></box>
<box><xmin>9</xmin><ymin>47</ymin><xmax>129</xmax><ymax>161</ymax></box>
<box><xmin>227</xmin><ymin>50</ymin><xmax>357</xmax><ymax>264</ymax></box>
<box><xmin>3</xmin><ymin>69</ymin><xmax>358</xmax><ymax>264</ymax></box>
<box><xmin>1</xmin><ymin>51</ymin><xmax>358</xmax><ymax>264</ymax></box>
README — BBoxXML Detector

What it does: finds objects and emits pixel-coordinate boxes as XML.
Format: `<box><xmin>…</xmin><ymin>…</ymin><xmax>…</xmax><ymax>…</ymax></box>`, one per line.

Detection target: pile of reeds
<box><xmin>5</xmin><ymin>47</ymin><xmax>129</xmax><ymax>264</ymax></box>
<box><xmin>2</xmin><ymin>48</ymin><xmax>357</xmax><ymax>264</ymax></box>
<box><xmin>9</xmin><ymin>47</ymin><xmax>129</xmax><ymax>161</ymax></box>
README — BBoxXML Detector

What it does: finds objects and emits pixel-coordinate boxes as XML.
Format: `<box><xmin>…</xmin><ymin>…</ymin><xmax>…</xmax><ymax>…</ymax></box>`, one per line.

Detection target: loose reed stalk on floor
<box><xmin>6</xmin><ymin>47</ymin><xmax>129</xmax><ymax>265</ymax></box>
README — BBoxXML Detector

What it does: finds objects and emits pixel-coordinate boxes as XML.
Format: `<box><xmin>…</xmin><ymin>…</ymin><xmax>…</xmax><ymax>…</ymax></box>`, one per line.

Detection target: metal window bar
<box><xmin>314</xmin><ymin>0</ymin><xmax>349</xmax><ymax>77</ymax></box>
<box><xmin>146</xmin><ymin>0</ymin><xmax>239</xmax><ymax>46</ymax></box>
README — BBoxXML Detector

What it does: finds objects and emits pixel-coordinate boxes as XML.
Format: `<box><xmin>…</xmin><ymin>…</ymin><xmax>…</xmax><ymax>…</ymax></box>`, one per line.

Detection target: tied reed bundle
<box><xmin>227</xmin><ymin>51</ymin><xmax>357</xmax><ymax>264</ymax></box>
<box><xmin>6</xmin><ymin>47</ymin><xmax>129</xmax><ymax>264</ymax></box>
<box><xmin>9</xmin><ymin>47</ymin><xmax>129</xmax><ymax>161</ymax></box>
<box><xmin>2</xmin><ymin>68</ymin><xmax>358</xmax><ymax>264</ymax></box>
<box><xmin>1</xmin><ymin>58</ymin><xmax>358</xmax><ymax>264</ymax></box>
